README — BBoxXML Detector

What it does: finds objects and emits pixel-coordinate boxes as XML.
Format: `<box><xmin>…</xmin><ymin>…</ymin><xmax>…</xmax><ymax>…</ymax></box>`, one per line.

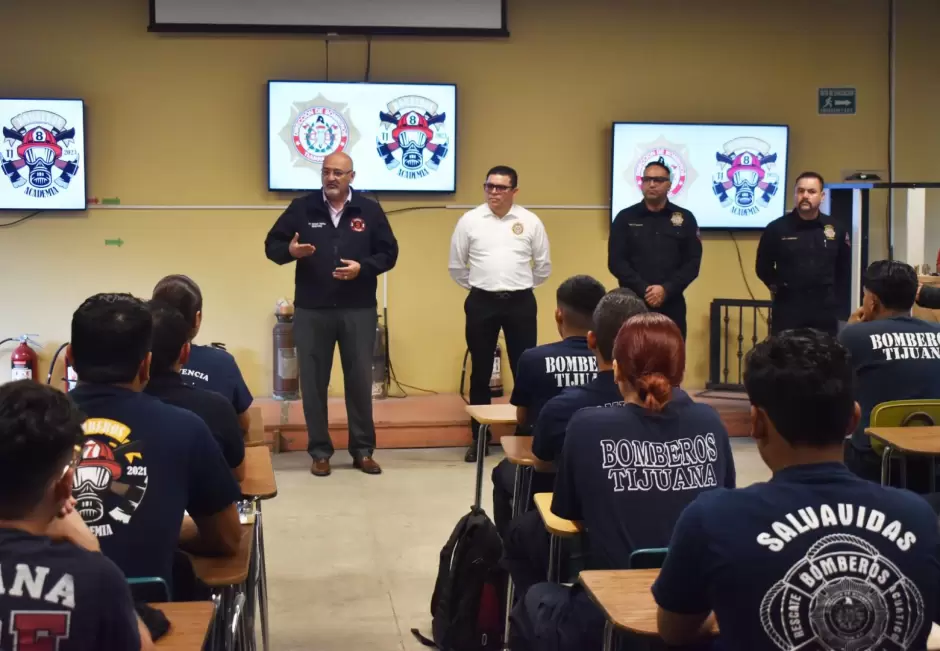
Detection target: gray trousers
<box><xmin>294</xmin><ymin>307</ymin><xmax>377</xmax><ymax>460</ymax></box>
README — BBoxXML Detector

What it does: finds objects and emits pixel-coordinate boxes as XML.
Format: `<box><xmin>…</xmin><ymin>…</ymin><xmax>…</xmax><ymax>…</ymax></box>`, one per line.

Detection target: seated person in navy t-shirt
<box><xmin>66</xmin><ymin>293</ymin><xmax>242</xmax><ymax>598</ymax></box>
<box><xmin>532</xmin><ymin>289</ymin><xmax>649</xmax><ymax>463</ymax></box>
<box><xmin>0</xmin><ymin>381</ymin><xmax>155</xmax><ymax>650</ymax></box>
<box><xmin>152</xmin><ymin>275</ymin><xmax>254</xmax><ymax>433</ymax></box>
<box><xmin>510</xmin><ymin>313</ymin><xmax>735</xmax><ymax>651</ymax></box>
<box><xmin>838</xmin><ymin>260</ymin><xmax>940</xmax><ymax>489</ymax></box>
<box><xmin>490</xmin><ymin>275</ymin><xmax>606</xmax><ymax>531</ymax></box>
<box><xmin>653</xmin><ymin>329</ymin><xmax>940</xmax><ymax>650</ymax></box>
<box><xmin>145</xmin><ymin>302</ymin><xmax>246</xmax><ymax>480</ymax></box>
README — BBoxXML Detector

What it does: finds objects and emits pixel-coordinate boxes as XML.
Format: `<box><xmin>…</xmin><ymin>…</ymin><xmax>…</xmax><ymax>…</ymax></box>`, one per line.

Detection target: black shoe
<box><xmin>464</xmin><ymin>439</ymin><xmax>491</xmax><ymax>463</ymax></box>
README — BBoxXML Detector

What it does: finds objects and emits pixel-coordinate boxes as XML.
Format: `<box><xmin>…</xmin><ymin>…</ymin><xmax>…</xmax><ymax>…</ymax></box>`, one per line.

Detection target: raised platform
<box><xmin>254</xmin><ymin>390</ymin><xmax>751</xmax><ymax>452</ymax></box>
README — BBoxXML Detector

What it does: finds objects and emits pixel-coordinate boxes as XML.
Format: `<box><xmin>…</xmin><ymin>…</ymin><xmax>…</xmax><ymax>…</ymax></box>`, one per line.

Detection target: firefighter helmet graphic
<box><xmin>1</xmin><ymin>110</ymin><xmax>81</xmax><ymax>199</ymax></box>
<box><xmin>626</xmin><ymin>138</ymin><xmax>697</xmax><ymax>200</ymax></box>
<box><xmin>73</xmin><ymin>419</ymin><xmax>148</xmax><ymax>533</ymax></box>
<box><xmin>376</xmin><ymin>96</ymin><xmax>449</xmax><ymax>180</ymax></box>
<box><xmin>713</xmin><ymin>137</ymin><xmax>780</xmax><ymax>217</ymax></box>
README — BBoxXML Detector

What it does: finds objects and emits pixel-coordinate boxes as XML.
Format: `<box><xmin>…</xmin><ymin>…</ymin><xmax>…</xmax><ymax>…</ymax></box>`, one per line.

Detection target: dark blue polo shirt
<box><xmin>183</xmin><ymin>344</ymin><xmax>253</xmax><ymax>415</ymax></box>
<box><xmin>652</xmin><ymin>462</ymin><xmax>940</xmax><ymax>651</ymax></box>
<box><xmin>510</xmin><ymin>337</ymin><xmax>597</xmax><ymax>429</ymax></box>
<box><xmin>838</xmin><ymin>316</ymin><xmax>940</xmax><ymax>450</ymax></box>
<box><xmin>69</xmin><ymin>384</ymin><xmax>241</xmax><ymax>590</ymax></box>
<box><xmin>0</xmin><ymin>528</ymin><xmax>140</xmax><ymax>650</ymax></box>
<box><xmin>532</xmin><ymin>370</ymin><xmax>623</xmax><ymax>462</ymax></box>
<box><xmin>552</xmin><ymin>398</ymin><xmax>735</xmax><ymax>570</ymax></box>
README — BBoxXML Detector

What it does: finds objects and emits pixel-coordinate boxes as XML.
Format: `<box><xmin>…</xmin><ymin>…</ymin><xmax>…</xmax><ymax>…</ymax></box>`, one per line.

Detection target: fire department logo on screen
<box><xmin>375</xmin><ymin>96</ymin><xmax>449</xmax><ymax>180</ymax></box>
<box><xmin>627</xmin><ymin>138</ymin><xmax>697</xmax><ymax>199</ymax></box>
<box><xmin>279</xmin><ymin>95</ymin><xmax>360</xmax><ymax>169</ymax></box>
<box><xmin>1</xmin><ymin>110</ymin><xmax>81</xmax><ymax>199</ymax></box>
<box><xmin>712</xmin><ymin>137</ymin><xmax>780</xmax><ymax>217</ymax></box>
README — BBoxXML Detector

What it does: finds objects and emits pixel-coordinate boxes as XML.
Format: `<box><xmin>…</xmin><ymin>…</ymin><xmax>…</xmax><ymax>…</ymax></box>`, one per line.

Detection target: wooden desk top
<box><xmin>151</xmin><ymin>601</ymin><xmax>215</xmax><ymax>649</ymax></box>
<box><xmin>188</xmin><ymin>524</ymin><xmax>252</xmax><ymax>587</ymax></box>
<box><xmin>465</xmin><ymin>403</ymin><xmax>518</xmax><ymax>425</ymax></box>
<box><xmin>580</xmin><ymin>570</ymin><xmax>718</xmax><ymax>637</ymax></box>
<box><xmin>865</xmin><ymin>426</ymin><xmax>940</xmax><ymax>455</ymax></box>
<box><xmin>500</xmin><ymin>436</ymin><xmax>555</xmax><ymax>472</ymax></box>
<box><xmin>240</xmin><ymin>445</ymin><xmax>278</xmax><ymax>499</ymax></box>
<box><xmin>533</xmin><ymin>492</ymin><xmax>582</xmax><ymax>537</ymax></box>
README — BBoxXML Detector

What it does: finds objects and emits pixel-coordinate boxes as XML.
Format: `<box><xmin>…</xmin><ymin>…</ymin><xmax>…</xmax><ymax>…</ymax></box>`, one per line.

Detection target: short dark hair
<box><xmin>486</xmin><ymin>165</ymin><xmax>518</xmax><ymax>188</ymax></box>
<box><xmin>152</xmin><ymin>275</ymin><xmax>203</xmax><ymax>331</ymax></box>
<box><xmin>744</xmin><ymin>329</ymin><xmax>855</xmax><ymax>447</ymax></box>
<box><xmin>149</xmin><ymin>301</ymin><xmax>192</xmax><ymax>375</ymax></box>
<box><xmin>556</xmin><ymin>275</ymin><xmax>606</xmax><ymax>331</ymax></box>
<box><xmin>71</xmin><ymin>293</ymin><xmax>152</xmax><ymax>384</ymax></box>
<box><xmin>592</xmin><ymin>290</ymin><xmax>648</xmax><ymax>362</ymax></box>
<box><xmin>795</xmin><ymin>171</ymin><xmax>825</xmax><ymax>189</ymax></box>
<box><xmin>644</xmin><ymin>157</ymin><xmax>671</xmax><ymax>179</ymax></box>
<box><xmin>0</xmin><ymin>381</ymin><xmax>84</xmax><ymax>519</ymax></box>
<box><xmin>863</xmin><ymin>260</ymin><xmax>918</xmax><ymax>311</ymax></box>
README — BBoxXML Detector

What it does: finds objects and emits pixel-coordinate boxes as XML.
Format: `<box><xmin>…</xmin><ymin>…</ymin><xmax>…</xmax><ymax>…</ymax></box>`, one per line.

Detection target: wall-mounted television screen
<box><xmin>0</xmin><ymin>98</ymin><xmax>86</xmax><ymax>211</ymax></box>
<box><xmin>268</xmin><ymin>81</ymin><xmax>457</xmax><ymax>193</ymax></box>
<box><xmin>610</xmin><ymin>122</ymin><xmax>790</xmax><ymax>230</ymax></box>
<box><xmin>150</xmin><ymin>0</ymin><xmax>506</xmax><ymax>36</ymax></box>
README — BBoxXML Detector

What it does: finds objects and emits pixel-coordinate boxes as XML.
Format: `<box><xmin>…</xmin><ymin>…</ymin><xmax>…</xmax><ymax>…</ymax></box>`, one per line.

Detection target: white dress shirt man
<box><xmin>448</xmin><ymin>165</ymin><xmax>551</xmax><ymax>462</ymax></box>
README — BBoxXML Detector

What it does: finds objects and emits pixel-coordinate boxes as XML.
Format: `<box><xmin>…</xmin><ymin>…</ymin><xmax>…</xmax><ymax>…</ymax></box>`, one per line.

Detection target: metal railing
<box><xmin>706</xmin><ymin>298</ymin><xmax>772</xmax><ymax>392</ymax></box>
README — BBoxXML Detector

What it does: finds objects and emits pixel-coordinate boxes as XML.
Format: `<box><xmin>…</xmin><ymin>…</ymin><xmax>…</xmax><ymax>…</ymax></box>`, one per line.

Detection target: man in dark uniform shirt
<box><xmin>654</xmin><ymin>329</ymin><xmax>940</xmax><ymax>651</ymax></box>
<box><xmin>0</xmin><ymin>381</ymin><xmax>153</xmax><ymax>650</ymax></box>
<box><xmin>756</xmin><ymin>171</ymin><xmax>851</xmax><ymax>335</ymax></box>
<box><xmin>145</xmin><ymin>302</ymin><xmax>246</xmax><ymax>480</ymax></box>
<box><xmin>608</xmin><ymin>157</ymin><xmax>703</xmax><ymax>339</ymax></box>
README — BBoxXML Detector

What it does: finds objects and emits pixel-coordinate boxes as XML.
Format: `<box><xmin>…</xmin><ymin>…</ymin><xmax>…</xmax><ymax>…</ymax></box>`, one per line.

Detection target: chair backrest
<box><xmin>869</xmin><ymin>400</ymin><xmax>940</xmax><ymax>455</ymax></box>
<box><xmin>126</xmin><ymin>576</ymin><xmax>171</xmax><ymax>602</ymax></box>
<box><xmin>628</xmin><ymin>547</ymin><xmax>668</xmax><ymax>570</ymax></box>
<box><xmin>245</xmin><ymin>405</ymin><xmax>264</xmax><ymax>446</ymax></box>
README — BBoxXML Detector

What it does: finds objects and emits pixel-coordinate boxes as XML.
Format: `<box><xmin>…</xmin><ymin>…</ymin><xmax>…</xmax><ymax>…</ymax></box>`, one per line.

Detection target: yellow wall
<box><xmin>0</xmin><ymin>0</ymin><xmax>927</xmax><ymax>396</ymax></box>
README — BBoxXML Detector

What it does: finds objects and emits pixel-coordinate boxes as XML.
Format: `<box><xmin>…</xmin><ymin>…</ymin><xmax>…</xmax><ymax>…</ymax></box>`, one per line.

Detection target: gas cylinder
<box><xmin>273</xmin><ymin>299</ymin><xmax>299</xmax><ymax>400</ymax></box>
<box><xmin>489</xmin><ymin>343</ymin><xmax>503</xmax><ymax>398</ymax></box>
<box><xmin>372</xmin><ymin>317</ymin><xmax>388</xmax><ymax>400</ymax></box>
<box><xmin>10</xmin><ymin>335</ymin><xmax>41</xmax><ymax>382</ymax></box>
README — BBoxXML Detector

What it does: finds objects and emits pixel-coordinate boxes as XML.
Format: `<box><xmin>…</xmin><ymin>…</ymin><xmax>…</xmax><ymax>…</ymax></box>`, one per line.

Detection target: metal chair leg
<box><xmin>258</xmin><ymin>504</ymin><xmax>270</xmax><ymax>651</ymax></box>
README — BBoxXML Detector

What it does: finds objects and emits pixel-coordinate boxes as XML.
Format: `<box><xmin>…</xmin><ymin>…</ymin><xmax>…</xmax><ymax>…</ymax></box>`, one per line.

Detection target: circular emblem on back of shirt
<box><xmin>512</xmin><ymin>222</ymin><xmax>524</xmax><ymax>235</ymax></box>
<box><xmin>759</xmin><ymin>534</ymin><xmax>923</xmax><ymax>650</ymax></box>
<box><xmin>292</xmin><ymin>106</ymin><xmax>350</xmax><ymax>164</ymax></box>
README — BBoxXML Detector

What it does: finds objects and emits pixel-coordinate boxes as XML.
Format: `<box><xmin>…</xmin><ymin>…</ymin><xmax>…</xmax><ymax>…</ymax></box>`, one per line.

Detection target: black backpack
<box><xmin>412</xmin><ymin>506</ymin><xmax>506</xmax><ymax>650</ymax></box>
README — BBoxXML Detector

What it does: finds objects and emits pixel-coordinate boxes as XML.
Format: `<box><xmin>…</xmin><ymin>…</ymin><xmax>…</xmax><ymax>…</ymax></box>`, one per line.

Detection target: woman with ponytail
<box><xmin>512</xmin><ymin>313</ymin><xmax>735</xmax><ymax>651</ymax></box>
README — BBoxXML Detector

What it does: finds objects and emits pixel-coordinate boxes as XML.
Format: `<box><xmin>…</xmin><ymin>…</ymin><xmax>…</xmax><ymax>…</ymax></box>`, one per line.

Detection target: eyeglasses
<box><xmin>641</xmin><ymin>176</ymin><xmax>670</xmax><ymax>185</ymax></box>
<box><xmin>60</xmin><ymin>444</ymin><xmax>82</xmax><ymax>479</ymax></box>
<box><xmin>484</xmin><ymin>183</ymin><xmax>515</xmax><ymax>194</ymax></box>
<box><xmin>322</xmin><ymin>168</ymin><xmax>352</xmax><ymax>179</ymax></box>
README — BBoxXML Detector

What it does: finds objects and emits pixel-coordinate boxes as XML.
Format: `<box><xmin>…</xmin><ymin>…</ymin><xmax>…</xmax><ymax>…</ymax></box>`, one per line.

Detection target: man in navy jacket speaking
<box><xmin>265</xmin><ymin>152</ymin><xmax>399</xmax><ymax>477</ymax></box>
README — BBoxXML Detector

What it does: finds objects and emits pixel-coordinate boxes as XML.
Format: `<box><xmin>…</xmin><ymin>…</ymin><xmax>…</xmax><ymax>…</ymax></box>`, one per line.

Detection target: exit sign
<box><xmin>819</xmin><ymin>88</ymin><xmax>856</xmax><ymax>115</ymax></box>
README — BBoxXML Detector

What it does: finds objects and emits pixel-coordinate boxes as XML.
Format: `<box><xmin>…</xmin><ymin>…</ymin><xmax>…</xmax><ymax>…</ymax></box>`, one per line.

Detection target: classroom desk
<box><xmin>865</xmin><ymin>426</ymin><xmax>940</xmax><ymax>490</ymax></box>
<box><xmin>533</xmin><ymin>492</ymin><xmax>582</xmax><ymax>583</ymax></box>
<box><xmin>580</xmin><ymin>569</ymin><xmax>718</xmax><ymax>650</ymax></box>
<box><xmin>465</xmin><ymin>404</ymin><xmax>518</xmax><ymax>508</ymax></box>
<box><xmin>240</xmin><ymin>445</ymin><xmax>278</xmax><ymax>651</ymax></box>
<box><xmin>152</xmin><ymin>601</ymin><xmax>215</xmax><ymax>650</ymax></box>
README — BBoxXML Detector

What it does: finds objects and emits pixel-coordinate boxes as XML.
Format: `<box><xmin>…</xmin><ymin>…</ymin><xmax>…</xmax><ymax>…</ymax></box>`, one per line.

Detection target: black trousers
<box><xmin>465</xmin><ymin>288</ymin><xmax>537</xmax><ymax>438</ymax></box>
<box><xmin>653</xmin><ymin>295</ymin><xmax>687</xmax><ymax>340</ymax></box>
<box><xmin>294</xmin><ymin>307</ymin><xmax>377</xmax><ymax>460</ymax></box>
<box><xmin>770</xmin><ymin>298</ymin><xmax>838</xmax><ymax>336</ymax></box>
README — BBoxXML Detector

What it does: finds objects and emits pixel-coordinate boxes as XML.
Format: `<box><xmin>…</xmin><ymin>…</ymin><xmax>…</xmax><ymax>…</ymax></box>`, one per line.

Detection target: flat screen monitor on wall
<box><xmin>610</xmin><ymin>122</ymin><xmax>790</xmax><ymax>230</ymax></box>
<box><xmin>150</xmin><ymin>0</ymin><xmax>507</xmax><ymax>36</ymax></box>
<box><xmin>268</xmin><ymin>81</ymin><xmax>457</xmax><ymax>193</ymax></box>
<box><xmin>0</xmin><ymin>99</ymin><xmax>86</xmax><ymax>211</ymax></box>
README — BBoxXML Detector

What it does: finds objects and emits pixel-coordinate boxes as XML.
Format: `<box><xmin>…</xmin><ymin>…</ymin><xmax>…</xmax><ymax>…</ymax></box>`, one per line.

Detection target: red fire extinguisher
<box><xmin>1</xmin><ymin>335</ymin><xmax>41</xmax><ymax>382</ymax></box>
<box><xmin>490</xmin><ymin>343</ymin><xmax>503</xmax><ymax>398</ymax></box>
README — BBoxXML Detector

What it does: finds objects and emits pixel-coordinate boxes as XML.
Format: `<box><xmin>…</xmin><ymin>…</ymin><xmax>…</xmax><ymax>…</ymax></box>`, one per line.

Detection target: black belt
<box><xmin>471</xmin><ymin>287</ymin><xmax>533</xmax><ymax>300</ymax></box>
